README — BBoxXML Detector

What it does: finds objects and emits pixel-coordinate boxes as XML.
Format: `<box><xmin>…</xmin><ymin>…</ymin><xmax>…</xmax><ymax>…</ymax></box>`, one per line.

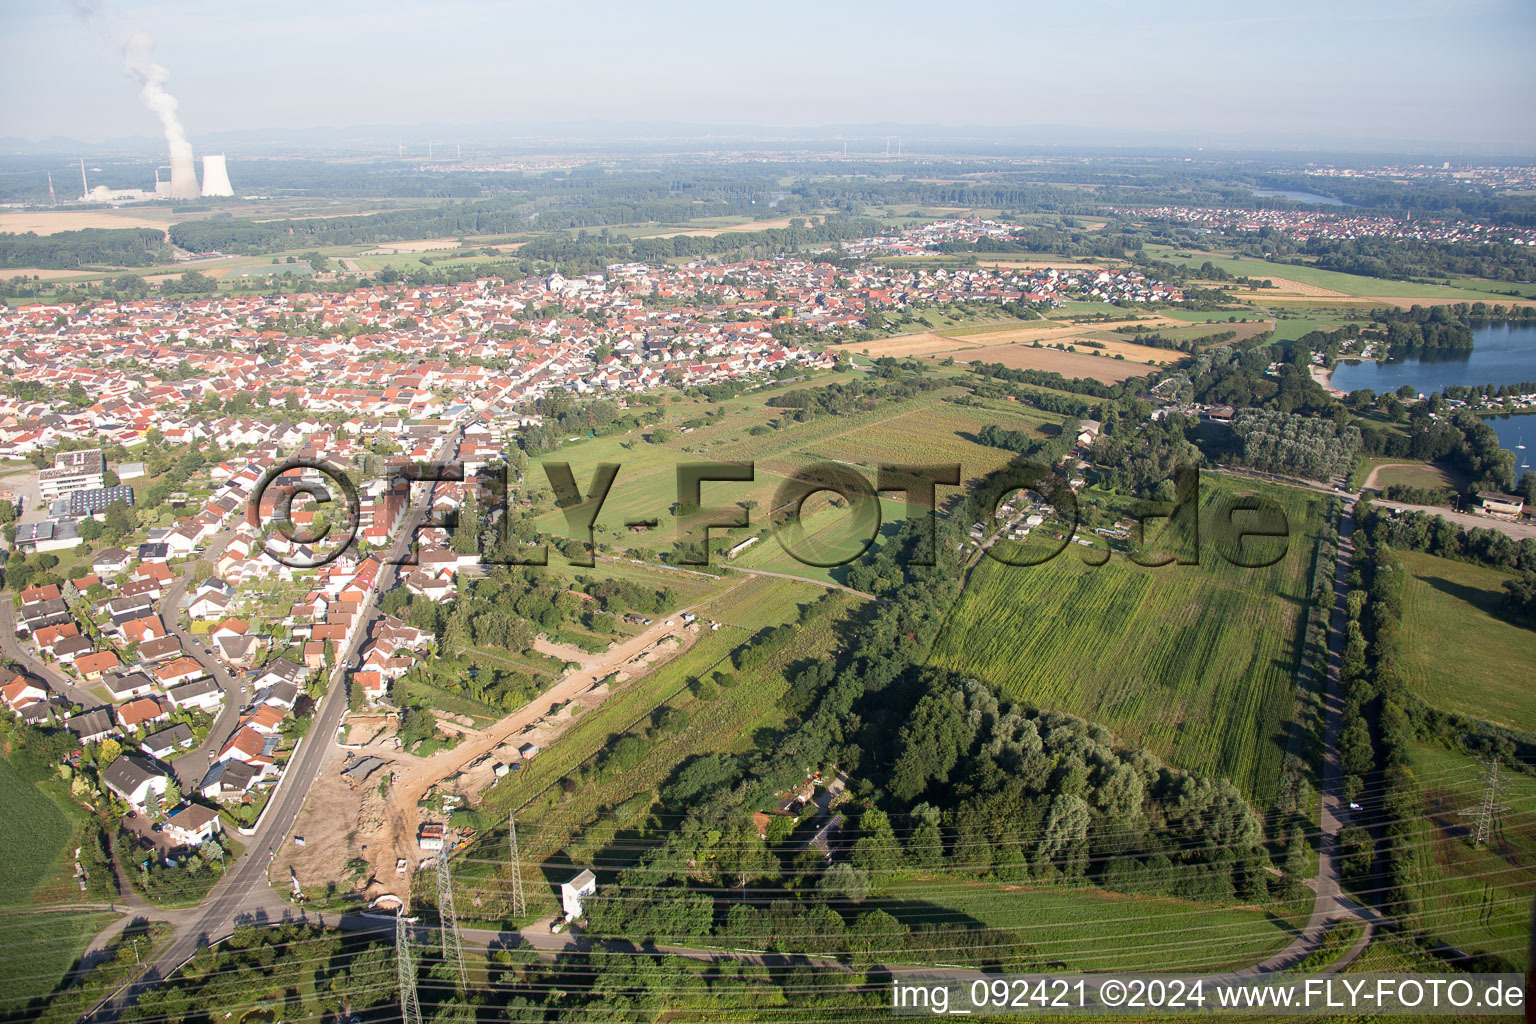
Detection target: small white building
<box><xmin>163</xmin><ymin>803</ymin><xmax>223</xmax><ymax>847</ymax></box>
<box><xmin>560</xmin><ymin>868</ymin><xmax>597</xmax><ymax>921</ymax></box>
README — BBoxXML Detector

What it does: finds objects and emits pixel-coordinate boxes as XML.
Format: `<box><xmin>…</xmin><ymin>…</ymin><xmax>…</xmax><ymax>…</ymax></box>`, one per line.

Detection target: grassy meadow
<box><xmin>882</xmin><ymin>879</ymin><xmax>1309</xmax><ymax>973</ymax></box>
<box><xmin>1409</xmin><ymin>741</ymin><xmax>1536</xmax><ymax>970</ymax></box>
<box><xmin>459</xmin><ymin>576</ymin><xmax>855</xmax><ymax>923</ymax></box>
<box><xmin>1396</xmin><ymin>550</ymin><xmax>1536</xmax><ymax>735</ymax></box>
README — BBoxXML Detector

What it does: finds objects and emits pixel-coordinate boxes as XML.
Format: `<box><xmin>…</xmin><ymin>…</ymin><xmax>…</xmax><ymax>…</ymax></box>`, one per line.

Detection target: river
<box><xmin>1250</xmin><ymin>187</ymin><xmax>1350</xmax><ymax>206</ymax></box>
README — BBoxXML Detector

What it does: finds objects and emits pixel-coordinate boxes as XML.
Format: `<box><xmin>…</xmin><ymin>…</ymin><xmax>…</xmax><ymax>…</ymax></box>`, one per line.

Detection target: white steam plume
<box><xmin>119</xmin><ymin>29</ymin><xmax>192</xmax><ymax>162</ymax></box>
<box><xmin>63</xmin><ymin>2</ymin><xmax>193</xmax><ymax>163</ymax></box>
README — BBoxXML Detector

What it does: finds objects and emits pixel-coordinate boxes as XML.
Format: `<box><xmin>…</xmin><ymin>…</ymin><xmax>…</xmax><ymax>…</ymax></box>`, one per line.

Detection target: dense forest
<box><xmin>0</xmin><ymin>226</ymin><xmax>167</xmax><ymax>268</ymax></box>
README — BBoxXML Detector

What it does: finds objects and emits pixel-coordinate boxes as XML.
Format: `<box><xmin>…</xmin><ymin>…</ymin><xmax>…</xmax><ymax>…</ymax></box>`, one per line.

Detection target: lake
<box><xmin>1250</xmin><ymin>187</ymin><xmax>1350</xmax><ymax>207</ymax></box>
<box><xmin>1329</xmin><ymin>322</ymin><xmax>1536</xmax><ymax>396</ymax></box>
<box><xmin>1486</xmin><ymin>414</ymin><xmax>1535</xmax><ymax>483</ymax></box>
<box><xmin>1330</xmin><ymin>321</ymin><xmax>1536</xmax><ymax>484</ymax></box>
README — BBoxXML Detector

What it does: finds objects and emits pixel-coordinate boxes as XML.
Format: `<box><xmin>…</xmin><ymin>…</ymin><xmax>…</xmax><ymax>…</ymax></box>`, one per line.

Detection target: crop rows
<box><xmin>929</xmin><ymin>483</ymin><xmax>1321</xmax><ymax>806</ymax></box>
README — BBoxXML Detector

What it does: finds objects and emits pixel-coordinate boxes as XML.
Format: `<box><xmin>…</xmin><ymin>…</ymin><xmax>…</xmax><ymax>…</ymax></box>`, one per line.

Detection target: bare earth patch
<box><xmin>278</xmin><ymin>616</ymin><xmax>712</xmax><ymax>906</ymax></box>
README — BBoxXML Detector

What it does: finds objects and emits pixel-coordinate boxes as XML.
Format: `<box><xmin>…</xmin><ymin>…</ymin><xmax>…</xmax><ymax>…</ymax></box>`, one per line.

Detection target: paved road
<box><xmin>1374</xmin><ymin>499</ymin><xmax>1536</xmax><ymax>541</ymax></box>
<box><xmin>0</xmin><ymin>599</ymin><xmax>98</xmax><ymax>707</ymax></box>
<box><xmin>158</xmin><ymin>530</ymin><xmax>251</xmax><ymax>789</ymax></box>
<box><xmin>87</xmin><ymin>429</ymin><xmax>460</xmax><ymax>1022</ymax></box>
<box><xmin>1228</xmin><ymin>502</ymin><xmax>1384</xmax><ymax>978</ymax></box>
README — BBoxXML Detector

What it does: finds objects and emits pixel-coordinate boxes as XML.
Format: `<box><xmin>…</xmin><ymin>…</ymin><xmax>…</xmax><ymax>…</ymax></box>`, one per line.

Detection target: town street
<box><xmin>87</xmin><ymin>429</ymin><xmax>459</xmax><ymax>1021</ymax></box>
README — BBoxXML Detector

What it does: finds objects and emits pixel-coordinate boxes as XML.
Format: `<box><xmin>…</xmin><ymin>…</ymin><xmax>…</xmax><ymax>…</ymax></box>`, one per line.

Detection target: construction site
<box><xmin>274</xmin><ymin>618</ymin><xmax>702</xmax><ymax>907</ymax></box>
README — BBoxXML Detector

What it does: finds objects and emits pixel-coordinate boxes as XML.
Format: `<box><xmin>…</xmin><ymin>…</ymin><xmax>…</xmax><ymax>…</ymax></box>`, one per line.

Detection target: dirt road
<box><xmin>303</xmin><ymin>583</ymin><xmax>744</xmax><ymax>898</ymax></box>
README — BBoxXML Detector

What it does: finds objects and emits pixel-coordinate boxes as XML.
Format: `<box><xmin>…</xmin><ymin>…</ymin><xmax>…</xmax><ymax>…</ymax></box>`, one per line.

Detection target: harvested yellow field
<box><xmin>0</xmin><ymin>266</ymin><xmax>102</xmax><ymax>282</ymax></box>
<box><xmin>957</xmin><ymin>344</ymin><xmax>1156</xmax><ymax>381</ymax></box>
<box><xmin>834</xmin><ymin>332</ymin><xmax>992</xmax><ymax>359</ymax></box>
<box><xmin>0</xmin><ymin>209</ymin><xmax>178</xmax><ymax>235</ymax></box>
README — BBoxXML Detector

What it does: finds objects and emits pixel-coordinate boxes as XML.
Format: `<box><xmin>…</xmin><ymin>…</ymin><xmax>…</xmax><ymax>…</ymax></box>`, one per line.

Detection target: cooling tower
<box><xmin>168</xmin><ymin>150</ymin><xmax>199</xmax><ymax>199</ymax></box>
<box><xmin>201</xmin><ymin>154</ymin><xmax>233</xmax><ymax>197</ymax></box>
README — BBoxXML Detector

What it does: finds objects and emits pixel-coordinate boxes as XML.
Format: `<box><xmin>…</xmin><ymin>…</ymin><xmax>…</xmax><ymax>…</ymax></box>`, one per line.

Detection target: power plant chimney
<box><xmin>201</xmin><ymin>154</ymin><xmax>233</xmax><ymax>197</ymax></box>
<box><xmin>79</xmin><ymin>157</ymin><xmax>90</xmax><ymax>201</ymax></box>
<box><xmin>168</xmin><ymin>149</ymin><xmax>199</xmax><ymax>199</ymax></box>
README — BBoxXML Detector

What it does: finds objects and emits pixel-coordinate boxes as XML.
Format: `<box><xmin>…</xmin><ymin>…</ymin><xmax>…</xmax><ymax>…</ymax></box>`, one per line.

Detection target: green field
<box><xmin>883</xmin><ymin>880</ymin><xmax>1308</xmax><ymax>972</ymax></box>
<box><xmin>1359</xmin><ymin>458</ymin><xmax>1465</xmax><ymax>494</ymax></box>
<box><xmin>1408</xmin><ymin>741</ymin><xmax>1536</xmax><ymax>970</ymax></box>
<box><xmin>0</xmin><ymin>757</ymin><xmax>72</xmax><ymax>907</ymax></box>
<box><xmin>0</xmin><ymin>910</ymin><xmax>116</xmax><ymax>1017</ymax></box>
<box><xmin>461</xmin><ymin>577</ymin><xmax>851</xmax><ymax>923</ymax></box>
<box><xmin>1397</xmin><ymin>550</ymin><xmax>1536</xmax><ymax>734</ymax></box>
<box><xmin>530</xmin><ymin>380</ymin><xmax>1048</xmax><ymax>561</ymax></box>
<box><xmin>1144</xmin><ymin>246</ymin><xmax>1495</xmax><ymax>301</ymax></box>
<box><xmin>929</xmin><ymin>481</ymin><xmax>1323</xmax><ymax>804</ymax></box>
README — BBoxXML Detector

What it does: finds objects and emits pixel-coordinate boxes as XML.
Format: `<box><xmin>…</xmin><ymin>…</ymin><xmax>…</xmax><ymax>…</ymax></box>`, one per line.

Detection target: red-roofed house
<box><xmin>75</xmin><ymin>651</ymin><xmax>121</xmax><ymax>681</ymax></box>
<box><xmin>116</xmin><ymin>695</ymin><xmax>172</xmax><ymax>733</ymax></box>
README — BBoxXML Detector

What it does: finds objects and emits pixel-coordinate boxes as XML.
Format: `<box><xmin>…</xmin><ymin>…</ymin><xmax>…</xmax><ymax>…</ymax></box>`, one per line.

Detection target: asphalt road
<box><xmin>157</xmin><ymin>532</ymin><xmax>252</xmax><ymax>789</ymax></box>
<box><xmin>0</xmin><ymin>598</ymin><xmax>98</xmax><ymax>707</ymax></box>
<box><xmin>84</xmin><ymin>442</ymin><xmax>1380</xmax><ymax>1015</ymax></box>
<box><xmin>88</xmin><ymin>429</ymin><xmax>459</xmax><ymax>1021</ymax></box>
<box><xmin>1224</xmin><ymin>502</ymin><xmax>1383</xmax><ymax>980</ymax></box>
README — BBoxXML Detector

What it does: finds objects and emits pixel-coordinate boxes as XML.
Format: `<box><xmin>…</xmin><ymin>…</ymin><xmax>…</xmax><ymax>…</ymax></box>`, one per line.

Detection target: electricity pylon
<box><xmin>437</xmin><ymin>846</ymin><xmax>469</xmax><ymax>993</ymax></box>
<box><xmin>1459</xmin><ymin>757</ymin><xmax>1509</xmax><ymax>847</ymax></box>
<box><xmin>508</xmin><ymin>811</ymin><xmax>527</xmax><ymax>918</ymax></box>
<box><xmin>395</xmin><ymin>910</ymin><xmax>422</xmax><ymax>1024</ymax></box>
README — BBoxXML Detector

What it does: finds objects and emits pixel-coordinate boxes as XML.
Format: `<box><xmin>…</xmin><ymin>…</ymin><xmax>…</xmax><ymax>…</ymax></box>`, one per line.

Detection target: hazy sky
<box><xmin>2</xmin><ymin>0</ymin><xmax>1533</xmax><ymax>151</ymax></box>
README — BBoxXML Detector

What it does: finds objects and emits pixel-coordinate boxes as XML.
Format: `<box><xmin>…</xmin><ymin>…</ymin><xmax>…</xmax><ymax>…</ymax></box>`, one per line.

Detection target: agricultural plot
<box><xmin>0</xmin><ymin>756</ymin><xmax>72</xmax><ymax>906</ymax></box>
<box><xmin>928</xmin><ymin>481</ymin><xmax>1324</xmax><ymax>805</ymax></box>
<box><xmin>730</xmin><ymin>497</ymin><xmax>916</xmax><ymax>588</ymax></box>
<box><xmin>1143</xmin><ymin>247</ymin><xmax>1496</xmax><ymax>302</ymax></box>
<box><xmin>956</xmin><ymin>344</ymin><xmax>1159</xmax><ymax>381</ymax></box>
<box><xmin>528</xmin><ymin>375</ymin><xmax>891</xmax><ymax>545</ymax></box>
<box><xmin>1410</xmin><ymin>740</ymin><xmax>1536</xmax><ymax>970</ymax></box>
<box><xmin>0</xmin><ymin>910</ymin><xmax>116</xmax><ymax>1014</ymax></box>
<box><xmin>885</xmin><ymin>880</ymin><xmax>1307</xmax><ymax>973</ymax></box>
<box><xmin>1359</xmin><ymin>459</ymin><xmax>1466</xmax><ymax>494</ymax></box>
<box><xmin>793</xmin><ymin>402</ymin><xmax>1047</xmax><ymax>479</ymax></box>
<box><xmin>1396</xmin><ymin>550</ymin><xmax>1536</xmax><ymax>734</ymax></box>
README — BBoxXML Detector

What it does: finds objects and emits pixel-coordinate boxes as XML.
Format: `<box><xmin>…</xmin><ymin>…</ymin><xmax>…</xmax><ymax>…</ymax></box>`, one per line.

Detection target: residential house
<box><xmin>198</xmin><ymin>758</ymin><xmax>262</xmax><ymax>802</ymax></box>
<box><xmin>63</xmin><ymin>707</ymin><xmax>117</xmax><ymax>745</ymax></box>
<box><xmin>1</xmin><ymin>676</ymin><xmax>47</xmax><ymax>713</ymax></box>
<box><xmin>116</xmin><ymin>695</ymin><xmax>172</xmax><ymax>733</ymax></box>
<box><xmin>165</xmin><ymin>676</ymin><xmax>222</xmax><ymax>713</ymax></box>
<box><xmin>102</xmin><ymin>754</ymin><xmax>170</xmax><ymax>812</ymax></box>
<box><xmin>102</xmin><ymin>670</ymin><xmax>157</xmax><ymax>701</ymax></box>
<box><xmin>75</xmin><ymin>651</ymin><xmax>121</xmax><ymax>682</ymax></box>
<box><xmin>142</xmin><ymin>723</ymin><xmax>196</xmax><ymax>759</ymax></box>
<box><xmin>163</xmin><ymin>803</ymin><xmax>222</xmax><ymax>847</ymax></box>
